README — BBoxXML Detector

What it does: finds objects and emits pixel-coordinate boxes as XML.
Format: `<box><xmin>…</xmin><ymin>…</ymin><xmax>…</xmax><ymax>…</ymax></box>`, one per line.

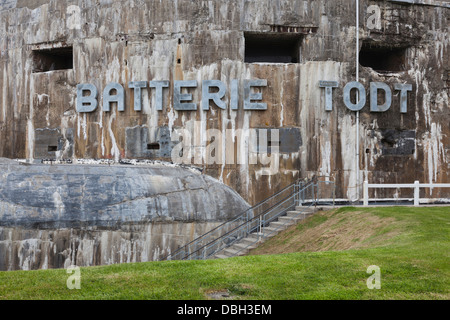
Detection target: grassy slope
<box><xmin>0</xmin><ymin>206</ymin><xmax>448</xmax><ymax>300</ymax></box>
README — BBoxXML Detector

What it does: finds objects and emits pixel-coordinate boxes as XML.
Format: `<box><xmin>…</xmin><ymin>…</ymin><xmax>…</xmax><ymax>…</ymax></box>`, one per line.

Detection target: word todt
<box><xmin>319</xmin><ymin>80</ymin><xmax>412</xmax><ymax>113</ymax></box>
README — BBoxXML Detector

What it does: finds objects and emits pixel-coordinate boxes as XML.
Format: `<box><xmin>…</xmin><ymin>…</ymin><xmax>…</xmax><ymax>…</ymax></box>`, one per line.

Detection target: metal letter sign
<box><xmin>244</xmin><ymin>79</ymin><xmax>268</xmax><ymax>110</ymax></box>
<box><xmin>394</xmin><ymin>83</ymin><xmax>413</xmax><ymax>113</ymax></box>
<box><xmin>174</xmin><ymin>80</ymin><xmax>198</xmax><ymax>111</ymax></box>
<box><xmin>370</xmin><ymin>82</ymin><xmax>391</xmax><ymax>112</ymax></box>
<box><xmin>319</xmin><ymin>81</ymin><xmax>339</xmax><ymax>111</ymax></box>
<box><xmin>103</xmin><ymin>82</ymin><xmax>125</xmax><ymax>112</ymax></box>
<box><xmin>202</xmin><ymin>80</ymin><xmax>227</xmax><ymax>110</ymax></box>
<box><xmin>343</xmin><ymin>81</ymin><xmax>366</xmax><ymax>111</ymax></box>
<box><xmin>319</xmin><ymin>80</ymin><xmax>412</xmax><ymax>113</ymax></box>
<box><xmin>128</xmin><ymin>81</ymin><xmax>147</xmax><ymax>111</ymax></box>
<box><xmin>149</xmin><ymin>80</ymin><xmax>169</xmax><ymax>111</ymax></box>
<box><xmin>76</xmin><ymin>79</ymin><xmax>268</xmax><ymax>113</ymax></box>
<box><xmin>76</xmin><ymin>84</ymin><xmax>98</xmax><ymax>112</ymax></box>
<box><xmin>230</xmin><ymin>79</ymin><xmax>239</xmax><ymax>110</ymax></box>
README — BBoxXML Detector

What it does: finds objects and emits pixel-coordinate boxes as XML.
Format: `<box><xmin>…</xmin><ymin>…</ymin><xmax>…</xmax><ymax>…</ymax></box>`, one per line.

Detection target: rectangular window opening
<box><xmin>147</xmin><ymin>143</ymin><xmax>160</xmax><ymax>150</ymax></box>
<box><xmin>48</xmin><ymin>146</ymin><xmax>58</xmax><ymax>152</ymax></box>
<box><xmin>32</xmin><ymin>46</ymin><xmax>73</xmax><ymax>73</ymax></box>
<box><xmin>244</xmin><ymin>32</ymin><xmax>301</xmax><ymax>64</ymax></box>
<box><xmin>359</xmin><ymin>42</ymin><xmax>408</xmax><ymax>73</ymax></box>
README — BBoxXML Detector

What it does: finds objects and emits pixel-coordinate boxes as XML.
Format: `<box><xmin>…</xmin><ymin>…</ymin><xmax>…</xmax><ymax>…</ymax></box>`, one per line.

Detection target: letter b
<box><xmin>76</xmin><ymin>84</ymin><xmax>98</xmax><ymax>113</ymax></box>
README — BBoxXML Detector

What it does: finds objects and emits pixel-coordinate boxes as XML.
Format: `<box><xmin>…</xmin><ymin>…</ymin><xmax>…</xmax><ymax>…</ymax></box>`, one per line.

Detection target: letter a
<box><xmin>366</xmin><ymin>265</ymin><xmax>381</xmax><ymax>289</ymax></box>
<box><xmin>66</xmin><ymin>265</ymin><xmax>81</xmax><ymax>290</ymax></box>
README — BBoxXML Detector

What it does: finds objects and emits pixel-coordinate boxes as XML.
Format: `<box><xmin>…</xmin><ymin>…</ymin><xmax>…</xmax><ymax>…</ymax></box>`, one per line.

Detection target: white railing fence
<box><xmin>363</xmin><ymin>181</ymin><xmax>450</xmax><ymax>206</ymax></box>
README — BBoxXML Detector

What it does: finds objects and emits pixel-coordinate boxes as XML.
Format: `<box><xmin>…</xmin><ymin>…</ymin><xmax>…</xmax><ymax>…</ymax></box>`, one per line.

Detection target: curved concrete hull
<box><xmin>0</xmin><ymin>159</ymin><xmax>250</xmax><ymax>270</ymax></box>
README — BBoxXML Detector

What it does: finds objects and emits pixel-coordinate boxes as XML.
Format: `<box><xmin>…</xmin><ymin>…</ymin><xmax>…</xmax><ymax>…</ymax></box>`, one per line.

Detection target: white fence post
<box><xmin>363</xmin><ymin>180</ymin><xmax>369</xmax><ymax>206</ymax></box>
<box><xmin>414</xmin><ymin>181</ymin><xmax>420</xmax><ymax>206</ymax></box>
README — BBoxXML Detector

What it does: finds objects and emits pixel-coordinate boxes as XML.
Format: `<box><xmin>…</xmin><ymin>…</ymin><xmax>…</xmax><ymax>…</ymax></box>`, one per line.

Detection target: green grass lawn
<box><xmin>0</xmin><ymin>206</ymin><xmax>448</xmax><ymax>300</ymax></box>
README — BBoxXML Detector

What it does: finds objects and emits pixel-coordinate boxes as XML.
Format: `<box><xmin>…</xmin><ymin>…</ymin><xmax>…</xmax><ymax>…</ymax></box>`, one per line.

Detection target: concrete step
<box><xmin>213</xmin><ymin>206</ymin><xmax>324</xmax><ymax>260</ymax></box>
<box><xmin>246</xmin><ymin>229</ymin><xmax>279</xmax><ymax>240</ymax></box>
<box><xmin>278</xmin><ymin>215</ymin><xmax>304</xmax><ymax>224</ymax></box>
<box><xmin>261</xmin><ymin>226</ymin><xmax>281</xmax><ymax>237</ymax></box>
<box><xmin>215</xmin><ymin>239</ymin><xmax>259</xmax><ymax>259</ymax></box>
<box><xmin>240</xmin><ymin>237</ymin><xmax>260</xmax><ymax>247</ymax></box>
<box><xmin>295</xmin><ymin>206</ymin><xmax>316</xmax><ymax>212</ymax></box>
<box><xmin>269</xmin><ymin>220</ymin><xmax>291</xmax><ymax>230</ymax></box>
<box><xmin>286</xmin><ymin>211</ymin><xmax>312</xmax><ymax>218</ymax></box>
<box><xmin>223</xmin><ymin>247</ymin><xmax>247</xmax><ymax>257</ymax></box>
<box><xmin>248</xmin><ymin>232</ymin><xmax>265</xmax><ymax>241</ymax></box>
<box><xmin>233</xmin><ymin>242</ymin><xmax>257</xmax><ymax>251</ymax></box>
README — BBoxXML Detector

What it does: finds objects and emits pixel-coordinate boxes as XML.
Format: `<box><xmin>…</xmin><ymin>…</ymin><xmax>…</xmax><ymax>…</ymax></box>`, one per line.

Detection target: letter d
<box><xmin>222</xmin><ymin>305</ymin><xmax>230</xmax><ymax>315</ymax></box>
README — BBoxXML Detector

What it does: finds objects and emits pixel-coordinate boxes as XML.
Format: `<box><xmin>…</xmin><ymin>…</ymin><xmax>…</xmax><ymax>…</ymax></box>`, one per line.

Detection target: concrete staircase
<box><xmin>213</xmin><ymin>205</ymin><xmax>321</xmax><ymax>259</ymax></box>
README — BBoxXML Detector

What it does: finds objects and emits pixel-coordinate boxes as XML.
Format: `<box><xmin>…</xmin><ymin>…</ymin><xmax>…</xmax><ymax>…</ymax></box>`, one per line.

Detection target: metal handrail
<box><xmin>163</xmin><ymin>177</ymin><xmax>319</xmax><ymax>261</ymax></box>
<box><xmin>216</xmin><ymin>180</ymin><xmax>334</xmax><ymax>259</ymax></box>
<box><xmin>229</xmin><ymin>199</ymin><xmax>317</xmax><ymax>258</ymax></box>
<box><xmin>163</xmin><ymin>179</ymin><xmax>302</xmax><ymax>260</ymax></box>
<box><xmin>165</xmin><ymin>180</ymin><xmax>298</xmax><ymax>259</ymax></box>
<box><xmin>204</xmin><ymin>191</ymin><xmax>307</xmax><ymax>259</ymax></box>
<box><xmin>187</xmin><ymin>181</ymin><xmax>304</xmax><ymax>260</ymax></box>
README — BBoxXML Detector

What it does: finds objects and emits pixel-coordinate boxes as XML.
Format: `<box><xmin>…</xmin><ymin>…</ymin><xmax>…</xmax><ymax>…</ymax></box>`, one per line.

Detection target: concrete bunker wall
<box><xmin>0</xmin><ymin>0</ymin><xmax>448</xmax><ymax>204</ymax></box>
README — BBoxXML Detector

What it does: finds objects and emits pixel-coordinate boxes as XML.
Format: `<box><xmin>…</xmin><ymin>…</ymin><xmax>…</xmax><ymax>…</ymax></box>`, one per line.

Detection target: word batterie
<box><xmin>76</xmin><ymin>79</ymin><xmax>268</xmax><ymax>113</ymax></box>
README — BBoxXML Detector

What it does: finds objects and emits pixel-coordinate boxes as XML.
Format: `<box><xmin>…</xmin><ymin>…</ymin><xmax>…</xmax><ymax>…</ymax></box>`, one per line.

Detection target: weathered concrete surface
<box><xmin>0</xmin><ymin>0</ymin><xmax>448</xmax><ymax>203</ymax></box>
<box><xmin>0</xmin><ymin>158</ymin><xmax>250</xmax><ymax>270</ymax></box>
<box><xmin>0</xmin><ymin>222</ymin><xmax>224</xmax><ymax>270</ymax></box>
<box><xmin>0</xmin><ymin>160</ymin><xmax>248</xmax><ymax>227</ymax></box>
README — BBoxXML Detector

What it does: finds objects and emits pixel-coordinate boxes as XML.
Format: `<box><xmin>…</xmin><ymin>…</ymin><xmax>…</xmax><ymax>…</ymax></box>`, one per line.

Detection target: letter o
<box><xmin>343</xmin><ymin>81</ymin><xmax>366</xmax><ymax>111</ymax></box>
